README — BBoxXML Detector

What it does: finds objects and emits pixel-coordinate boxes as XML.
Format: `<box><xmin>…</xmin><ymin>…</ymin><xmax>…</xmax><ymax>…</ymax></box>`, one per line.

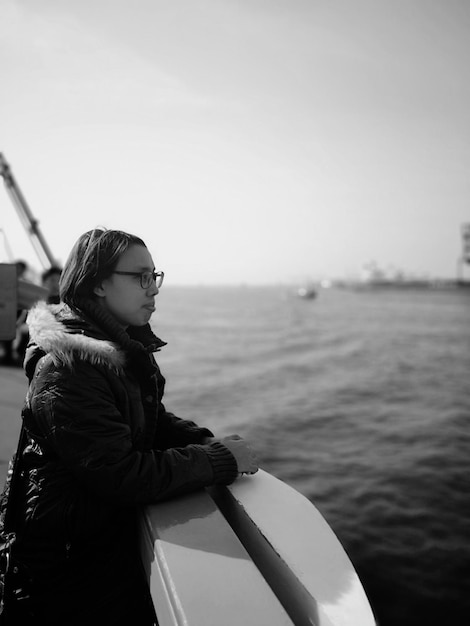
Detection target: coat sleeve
<box><xmin>151</xmin><ymin>355</ymin><xmax>214</xmax><ymax>448</ymax></box>
<box><xmin>154</xmin><ymin>403</ymin><xmax>214</xmax><ymax>449</ymax></box>
<box><xmin>29</xmin><ymin>360</ymin><xmax>238</xmax><ymax>505</ymax></box>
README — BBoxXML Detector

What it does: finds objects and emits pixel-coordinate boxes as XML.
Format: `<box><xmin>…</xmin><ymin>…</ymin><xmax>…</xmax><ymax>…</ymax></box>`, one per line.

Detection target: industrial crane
<box><xmin>0</xmin><ymin>152</ymin><xmax>57</xmax><ymax>269</ymax></box>
<box><xmin>0</xmin><ymin>153</ymin><xmax>53</xmax><ymax>342</ymax></box>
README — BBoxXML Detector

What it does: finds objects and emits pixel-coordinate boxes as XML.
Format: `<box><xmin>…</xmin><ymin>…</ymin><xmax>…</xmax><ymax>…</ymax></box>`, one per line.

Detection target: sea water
<box><xmin>153</xmin><ymin>285</ymin><xmax>470</xmax><ymax>626</ymax></box>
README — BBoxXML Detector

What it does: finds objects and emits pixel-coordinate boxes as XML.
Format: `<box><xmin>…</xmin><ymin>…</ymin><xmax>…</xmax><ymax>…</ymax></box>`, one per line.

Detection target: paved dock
<box><xmin>0</xmin><ymin>365</ymin><xmax>28</xmax><ymax>486</ymax></box>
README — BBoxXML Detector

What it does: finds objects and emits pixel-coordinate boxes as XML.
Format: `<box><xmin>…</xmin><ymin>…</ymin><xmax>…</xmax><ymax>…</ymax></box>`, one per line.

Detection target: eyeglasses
<box><xmin>112</xmin><ymin>270</ymin><xmax>164</xmax><ymax>289</ymax></box>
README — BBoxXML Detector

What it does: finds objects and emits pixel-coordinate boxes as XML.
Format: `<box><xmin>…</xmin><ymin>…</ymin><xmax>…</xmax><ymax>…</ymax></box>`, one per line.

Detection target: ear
<box><xmin>93</xmin><ymin>282</ymin><xmax>106</xmax><ymax>298</ymax></box>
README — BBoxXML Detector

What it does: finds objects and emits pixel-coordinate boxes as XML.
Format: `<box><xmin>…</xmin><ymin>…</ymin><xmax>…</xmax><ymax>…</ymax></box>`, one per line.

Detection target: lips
<box><xmin>143</xmin><ymin>303</ymin><xmax>155</xmax><ymax>312</ymax></box>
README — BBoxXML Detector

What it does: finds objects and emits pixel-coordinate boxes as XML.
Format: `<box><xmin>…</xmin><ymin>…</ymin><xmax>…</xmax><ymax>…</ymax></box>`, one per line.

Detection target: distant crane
<box><xmin>0</xmin><ymin>152</ymin><xmax>57</xmax><ymax>269</ymax></box>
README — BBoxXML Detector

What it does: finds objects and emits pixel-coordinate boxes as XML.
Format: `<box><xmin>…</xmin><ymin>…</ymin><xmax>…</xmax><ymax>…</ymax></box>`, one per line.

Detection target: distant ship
<box><xmin>349</xmin><ymin>259</ymin><xmax>470</xmax><ymax>291</ymax></box>
<box><xmin>357</xmin><ymin>262</ymin><xmax>438</xmax><ymax>290</ymax></box>
<box><xmin>297</xmin><ymin>284</ymin><xmax>317</xmax><ymax>299</ymax></box>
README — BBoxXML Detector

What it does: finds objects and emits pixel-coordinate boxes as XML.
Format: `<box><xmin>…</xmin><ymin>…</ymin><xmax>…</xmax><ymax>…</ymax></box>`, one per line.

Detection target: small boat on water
<box><xmin>297</xmin><ymin>285</ymin><xmax>317</xmax><ymax>299</ymax></box>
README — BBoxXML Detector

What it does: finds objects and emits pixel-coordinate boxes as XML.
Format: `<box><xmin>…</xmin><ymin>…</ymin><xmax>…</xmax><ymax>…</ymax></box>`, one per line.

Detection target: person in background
<box><xmin>0</xmin><ymin>228</ymin><xmax>258</xmax><ymax>625</ymax></box>
<box><xmin>41</xmin><ymin>265</ymin><xmax>62</xmax><ymax>304</ymax></box>
<box><xmin>13</xmin><ymin>265</ymin><xmax>63</xmax><ymax>363</ymax></box>
<box><xmin>10</xmin><ymin>259</ymin><xmax>28</xmax><ymax>281</ymax></box>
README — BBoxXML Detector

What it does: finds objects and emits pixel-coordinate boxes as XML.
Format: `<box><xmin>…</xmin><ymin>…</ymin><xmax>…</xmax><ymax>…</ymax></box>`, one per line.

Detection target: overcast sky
<box><xmin>1</xmin><ymin>0</ymin><xmax>469</xmax><ymax>284</ymax></box>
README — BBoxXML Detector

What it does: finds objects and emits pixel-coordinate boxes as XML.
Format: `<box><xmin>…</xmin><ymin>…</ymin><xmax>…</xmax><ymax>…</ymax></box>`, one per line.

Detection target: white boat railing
<box><xmin>140</xmin><ymin>469</ymin><xmax>376</xmax><ymax>626</ymax></box>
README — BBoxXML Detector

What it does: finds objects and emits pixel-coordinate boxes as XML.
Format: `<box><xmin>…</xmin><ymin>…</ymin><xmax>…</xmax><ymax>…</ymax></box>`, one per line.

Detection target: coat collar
<box><xmin>25</xmin><ymin>301</ymin><xmax>165</xmax><ymax>377</ymax></box>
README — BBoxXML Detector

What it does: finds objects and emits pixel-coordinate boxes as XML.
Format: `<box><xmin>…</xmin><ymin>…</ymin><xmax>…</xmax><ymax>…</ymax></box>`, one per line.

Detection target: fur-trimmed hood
<box><xmin>25</xmin><ymin>301</ymin><xmax>165</xmax><ymax>379</ymax></box>
<box><xmin>26</xmin><ymin>301</ymin><xmax>126</xmax><ymax>374</ymax></box>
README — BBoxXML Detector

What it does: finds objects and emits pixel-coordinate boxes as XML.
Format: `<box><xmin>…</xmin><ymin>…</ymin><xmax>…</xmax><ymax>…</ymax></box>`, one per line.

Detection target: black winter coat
<box><xmin>7</xmin><ymin>301</ymin><xmax>238</xmax><ymax>625</ymax></box>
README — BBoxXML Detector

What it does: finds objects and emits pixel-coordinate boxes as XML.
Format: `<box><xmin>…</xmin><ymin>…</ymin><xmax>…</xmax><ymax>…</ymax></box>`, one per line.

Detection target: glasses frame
<box><xmin>112</xmin><ymin>270</ymin><xmax>164</xmax><ymax>289</ymax></box>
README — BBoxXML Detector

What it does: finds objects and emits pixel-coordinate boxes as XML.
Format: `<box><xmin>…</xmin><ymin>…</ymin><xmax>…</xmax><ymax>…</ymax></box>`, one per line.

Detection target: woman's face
<box><xmin>94</xmin><ymin>244</ymin><xmax>160</xmax><ymax>328</ymax></box>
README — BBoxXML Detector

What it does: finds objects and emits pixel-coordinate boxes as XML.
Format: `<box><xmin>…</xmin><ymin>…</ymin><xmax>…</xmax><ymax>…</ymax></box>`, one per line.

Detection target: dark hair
<box><xmin>60</xmin><ymin>228</ymin><xmax>147</xmax><ymax>310</ymax></box>
<box><xmin>14</xmin><ymin>260</ymin><xmax>28</xmax><ymax>276</ymax></box>
<box><xmin>41</xmin><ymin>265</ymin><xmax>63</xmax><ymax>283</ymax></box>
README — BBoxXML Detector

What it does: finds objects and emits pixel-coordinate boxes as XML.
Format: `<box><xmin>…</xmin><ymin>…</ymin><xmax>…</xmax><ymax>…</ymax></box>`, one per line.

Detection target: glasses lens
<box><xmin>140</xmin><ymin>272</ymin><xmax>152</xmax><ymax>289</ymax></box>
<box><xmin>140</xmin><ymin>271</ymin><xmax>163</xmax><ymax>289</ymax></box>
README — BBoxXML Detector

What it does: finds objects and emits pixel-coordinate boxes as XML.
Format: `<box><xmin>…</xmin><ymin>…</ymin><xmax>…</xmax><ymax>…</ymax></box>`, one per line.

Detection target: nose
<box><xmin>147</xmin><ymin>282</ymin><xmax>159</xmax><ymax>297</ymax></box>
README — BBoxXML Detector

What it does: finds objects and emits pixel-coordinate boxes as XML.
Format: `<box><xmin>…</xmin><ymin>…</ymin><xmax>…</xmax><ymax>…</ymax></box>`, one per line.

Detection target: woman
<box><xmin>4</xmin><ymin>228</ymin><xmax>258</xmax><ymax>625</ymax></box>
